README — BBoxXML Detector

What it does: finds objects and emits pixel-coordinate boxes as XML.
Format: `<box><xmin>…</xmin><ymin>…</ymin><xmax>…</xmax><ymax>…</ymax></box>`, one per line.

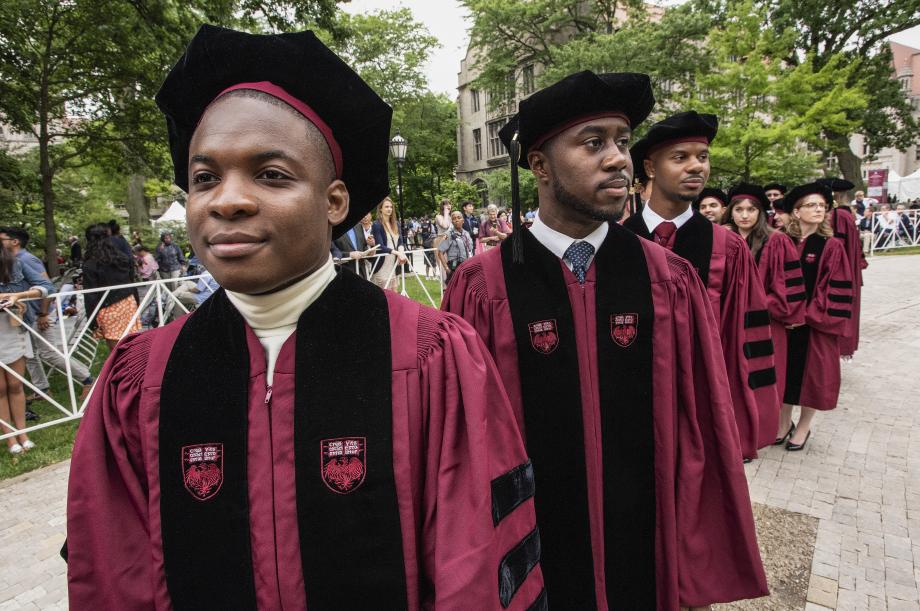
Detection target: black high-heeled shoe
<box><xmin>785</xmin><ymin>430</ymin><xmax>811</xmax><ymax>452</ymax></box>
<box><xmin>774</xmin><ymin>422</ymin><xmax>795</xmax><ymax>446</ymax></box>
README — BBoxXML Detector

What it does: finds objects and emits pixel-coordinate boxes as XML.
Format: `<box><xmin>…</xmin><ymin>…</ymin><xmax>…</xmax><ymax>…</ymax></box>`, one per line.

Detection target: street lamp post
<box><xmin>389</xmin><ymin>131</ymin><xmax>409</xmax><ymax>295</ymax></box>
<box><xmin>389</xmin><ymin>131</ymin><xmax>408</xmax><ymax>248</ymax></box>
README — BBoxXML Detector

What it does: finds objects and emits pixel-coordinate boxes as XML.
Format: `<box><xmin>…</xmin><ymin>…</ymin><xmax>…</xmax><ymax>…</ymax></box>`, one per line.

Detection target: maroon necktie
<box><xmin>653</xmin><ymin>221</ymin><xmax>677</xmax><ymax>250</ymax></box>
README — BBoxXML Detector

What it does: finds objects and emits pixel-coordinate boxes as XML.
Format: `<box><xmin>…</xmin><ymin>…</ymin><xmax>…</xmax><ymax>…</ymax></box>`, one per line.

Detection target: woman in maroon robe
<box><xmin>721</xmin><ymin>184</ymin><xmax>806</xmax><ymax>447</ymax></box>
<box><xmin>778</xmin><ymin>183</ymin><xmax>853</xmax><ymax>451</ymax></box>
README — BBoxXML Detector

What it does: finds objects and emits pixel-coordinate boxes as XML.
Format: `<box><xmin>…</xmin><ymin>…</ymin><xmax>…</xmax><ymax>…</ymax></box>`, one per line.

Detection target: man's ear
<box><xmin>326</xmin><ymin>180</ymin><xmax>350</xmax><ymax>226</ymax></box>
<box><xmin>528</xmin><ymin>151</ymin><xmax>551</xmax><ymax>184</ymax></box>
<box><xmin>643</xmin><ymin>157</ymin><xmax>655</xmax><ymax>180</ymax></box>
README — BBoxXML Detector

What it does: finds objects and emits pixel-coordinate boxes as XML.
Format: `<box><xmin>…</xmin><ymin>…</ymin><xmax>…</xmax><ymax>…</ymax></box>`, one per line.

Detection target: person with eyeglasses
<box><xmin>774</xmin><ymin>183</ymin><xmax>853</xmax><ymax>452</ymax></box>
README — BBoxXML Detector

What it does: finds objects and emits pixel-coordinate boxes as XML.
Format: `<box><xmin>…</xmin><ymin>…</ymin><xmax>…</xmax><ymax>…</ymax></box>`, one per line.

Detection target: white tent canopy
<box><xmin>154</xmin><ymin>201</ymin><xmax>186</xmax><ymax>224</ymax></box>
<box><xmin>889</xmin><ymin>168</ymin><xmax>920</xmax><ymax>201</ymax></box>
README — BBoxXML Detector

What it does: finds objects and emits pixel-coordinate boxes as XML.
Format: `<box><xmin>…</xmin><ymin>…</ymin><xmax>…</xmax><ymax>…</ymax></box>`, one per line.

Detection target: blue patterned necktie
<box><xmin>563</xmin><ymin>240</ymin><xmax>596</xmax><ymax>284</ymax></box>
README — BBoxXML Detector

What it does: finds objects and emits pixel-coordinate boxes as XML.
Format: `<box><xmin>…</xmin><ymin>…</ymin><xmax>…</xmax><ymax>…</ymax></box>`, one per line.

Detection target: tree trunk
<box><xmin>125</xmin><ymin>172</ymin><xmax>149</xmax><ymax>228</ymax></box>
<box><xmin>830</xmin><ymin>133</ymin><xmax>865</xmax><ymax>191</ymax></box>
<box><xmin>39</xmin><ymin>121</ymin><xmax>58</xmax><ymax>277</ymax></box>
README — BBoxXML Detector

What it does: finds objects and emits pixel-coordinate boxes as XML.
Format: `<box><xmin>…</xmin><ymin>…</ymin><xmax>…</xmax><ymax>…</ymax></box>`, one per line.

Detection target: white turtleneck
<box><xmin>226</xmin><ymin>255</ymin><xmax>336</xmax><ymax>384</ymax></box>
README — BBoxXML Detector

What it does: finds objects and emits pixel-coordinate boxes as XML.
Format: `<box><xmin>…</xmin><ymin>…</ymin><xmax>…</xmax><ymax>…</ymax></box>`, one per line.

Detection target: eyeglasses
<box><xmin>799</xmin><ymin>202</ymin><xmax>827</xmax><ymax>210</ymax></box>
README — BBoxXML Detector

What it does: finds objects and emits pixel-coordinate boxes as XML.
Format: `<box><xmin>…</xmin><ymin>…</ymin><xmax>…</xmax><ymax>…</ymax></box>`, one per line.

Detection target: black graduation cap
<box><xmin>763</xmin><ymin>182</ymin><xmax>787</xmax><ymax>194</ymax></box>
<box><xmin>630</xmin><ymin>111</ymin><xmax>719</xmax><ymax>183</ymax></box>
<box><xmin>497</xmin><ymin>71</ymin><xmax>655</xmax><ymax>262</ymax></box>
<box><xmin>783</xmin><ymin>182</ymin><xmax>833</xmax><ymax>212</ymax></box>
<box><xmin>155</xmin><ymin>24</ymin><xmax>393</xmax><ymax>239</ymax></box>
<box><xmin>727</xmin><ymin>183</ymin><xmax>769</xmax><ymax>213</ymax></box>
<box><xmin>816</xmin><ymin>177</ymin><xmax>855</xmax><ymax>193</ymax></box>
<box><xmin>498</xmin><ymin>71</ymin><xmax>655</xmax><ymax>170</ymax></box>
<box><xmin>695</xmin><ymin>187</ymin><xmax>728</xmax><ymax>210</ymax></box>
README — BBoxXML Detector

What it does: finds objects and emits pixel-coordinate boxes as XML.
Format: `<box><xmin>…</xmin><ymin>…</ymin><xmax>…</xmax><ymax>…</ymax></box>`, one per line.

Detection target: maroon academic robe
<box><xmin>829</xmin><ymin>207</ymin><xmax>866</xmax><ymax>356</ymax></box>
<box><xmin>67</xmin><ymin>290</ymin><xmax>544</xmax><ymax>610</ymax></box>
<box><xmin>755</xmin><ymin>231</ymin><xmax>806</xmax><ymax>434</ymax></box>
<box><xmin>443</xmin><ymin>228</ymin><xmax>767</xmax><ymax>609</ymax></box>
<box><xmin>784</xmin><ymin>235</ymin><xmax>853</xmax><ymax>411</ymax></box>
<box><xmin>624</xmin><ymin>212</ymin><xmax>779</xmax><ymax>459</ymax></box>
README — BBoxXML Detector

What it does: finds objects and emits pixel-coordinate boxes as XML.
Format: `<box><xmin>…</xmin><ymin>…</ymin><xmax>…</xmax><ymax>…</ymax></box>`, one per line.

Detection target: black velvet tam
<box><xmin>816</xmin><ymin>177</ymin><xmax>855</xmax><ymax>192</ymax></box>
<box><xmin>155</xmin><ymin>24</ymin><xmax>393</xmax><ymax>239</ymax></box>
<box><xmin>784</xmin><ymin>182</ymin><xmax>833</xmax><ymax>211</ymax></box>
<box><xmin>763</xmin><ymin>182</ymin><xmax>787</xmax><ymax>194</ymax></box>
<box><xmin>696</xmin><ymin>187</ymin><xmax>728</xmax><ymax>207</ymax></box>
<box><xmin>630</xmin><ymin>111</ymin><xmax>719</xmax><ymax>182</ymax></box>
<box><xmin>498</xmin><ymin>71</ymin><xmax>655</xmax><ymax>169</ymax></box>
<box><xmin>728</xmin><ymin>183</ymin><xmax>769</xmax><ymax>213</ymax></box>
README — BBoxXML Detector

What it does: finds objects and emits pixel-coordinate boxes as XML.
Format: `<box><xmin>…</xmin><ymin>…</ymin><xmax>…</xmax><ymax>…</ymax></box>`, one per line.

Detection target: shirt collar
<box><xmin>642</xmin><ymin>202</ymin><xmax>694</xmax><ymax>232</ymax></box>
<box><xmin>529</xmin><ymin>211</ymin><xmax>609</xmax><ymax>261</ymax></box>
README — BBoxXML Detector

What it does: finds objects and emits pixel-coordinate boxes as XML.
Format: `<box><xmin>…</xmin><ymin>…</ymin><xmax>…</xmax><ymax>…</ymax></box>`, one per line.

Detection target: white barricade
<box><xmin>0</xmin><ymin>274</ymin><xmax>205</xmax><ymax>441</ymax></box>
<box><xmin>867</xmin><ymin>209</ymin><xmax>920</xmax><ymax>255</ymax></box>
<box><xmin>1</xmin><ymin>251</ymin><xmax>446</xmax><ymax>441</ymax></box>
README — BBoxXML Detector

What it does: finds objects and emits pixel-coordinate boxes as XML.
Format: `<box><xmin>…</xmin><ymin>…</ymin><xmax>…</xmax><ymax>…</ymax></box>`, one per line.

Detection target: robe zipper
<box><xmin>265</xmin><ymin>384</ymin><xmax>285</xmax><ymax>610</ymax></box>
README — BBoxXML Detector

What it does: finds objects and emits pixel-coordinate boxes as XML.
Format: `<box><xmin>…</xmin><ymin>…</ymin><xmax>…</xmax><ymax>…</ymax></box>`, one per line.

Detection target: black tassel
<box><xmin>509</xmin><ymin>135</ymin><xmax>524</xmax><ymax>264</ymax></box>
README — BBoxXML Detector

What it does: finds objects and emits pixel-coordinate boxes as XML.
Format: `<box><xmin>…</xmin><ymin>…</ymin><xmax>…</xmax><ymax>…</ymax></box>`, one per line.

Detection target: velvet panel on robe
<box><xmin>442</xmin><ymin>232</ymin><xmax>767</xmax><ymax>609</ymax></box>
<box><xmin>830</xmin><ymin>207</ymin><xmax>866</xmax><ymax>357</ymax></box>
<box><xmin>785</xmin><ymin>236</ymin><xmax>853</xmax><ymax>411</ymax></box>
<box><xmin>624</xmin><ymin>213</ymin><xmax>779</xmax><ymax>459</ymax></box>
<box><xmin>755</xmin><ymin>231</ymin><xmax>806</xmax><ymax>425</ymax></box>
<box><xmin>66</xmin><ymin>289</ymin><xmax>545</xmax><ymax>611</ymax></box>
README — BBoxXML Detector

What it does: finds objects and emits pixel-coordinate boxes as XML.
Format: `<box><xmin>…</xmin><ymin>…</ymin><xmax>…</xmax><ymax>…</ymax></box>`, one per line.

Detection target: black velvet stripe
<box><xmin>492</xmin><ymin>461</ymin><xmax>536</xmax><ymax>526</ymax></box>
<box><xmin>784</xmin><ymin>326</ymin><xmax>810</xmax><ymax>404</ymax></box>
<box><xmin>594</xmin><ymin>224</ymin><xmax>656</xmax><ymax>609</ymax></box>
<box><xmin>829</xmin><ymin>308</ymin><xmax>852</xmax><ymax>318</ymax></box>
<box><xmin>783</xmin><ymin>260</ymin><xmax>801</xmax><ymax>271</ymax></box>
<box><xmin>744</xmin><ymin>309</ymin><xmax>770</xmax><ymax>329</ymax></box>
<box><xmin>834</xmin><ymin>232</ymin><xmax>847</xmax><ymax>239</ymax></box>
<box><xmin>829</xmin><ymin>294</ymin><xmax>853</xmax><ymax>303</ymax></box>
<box><xmin>829</xmin><ymin>279</ymin><xmax>852</xmax><ymax>289</ymax></box>
<box><xmin>749</xmin><ymin>367</ymin><xmax>777</xmax><ymax>389</ymax></box>
<box><xmin>785</xmin><ymin>276</ymin><xmax>805</xmax><ymax>287</ymax></box>
<box><xmin>800</xmin><ymin>234</ymin><xmax>827</xmax><ymax>302</ymax></box>
<box><xmin>501</xmin><ymin>230</ymin><xmax>596</xmax><ymax>609</ymax></box>
<box><xmin>159</xmin><ymin>291</ymin><xmax>257</xmax><ymax>611</ymax></box>
<box><xmin>500</xmin><ymin>225</ymin><xmax>656</xmax><ymax>609</ymax></box>
<box><xmin>526</xmin><ymin>588</ymin><xmax>549</xmax><ymax>611</ymax></box>
<box><xmin>499</xmin><ymin>528</ymin><xmax>542</xmax><ymax>608</ymax></box>
<box><xmin>672</xmin><ymin>212</ymin><xmax>714</xmax><ymax>288</ymax></box>
<box><xmin>787</xmin><ymin>292</ymin><xmax>807</xmax><ymax>302</ymax></box>
<box><xmin>294</xmin><ymin>270</ymin><xmax>407</xmax><ymax>610</ymax></box>
<box><xmin>743</xmin><ymin>339</ymin><xmax>774</xmax><ymax>359</ymax></box>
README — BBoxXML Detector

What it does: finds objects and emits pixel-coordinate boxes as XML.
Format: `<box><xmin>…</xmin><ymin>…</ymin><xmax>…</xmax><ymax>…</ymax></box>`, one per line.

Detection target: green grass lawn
<box><xmin>0</xmin><ymin>344</ymin><xmax>110</xmax><ymax>481</ymax></box>
<box><xmin>874</xmin><ymin>245</ymin><xmax>920</xmax><ymax>256</ymax></box>
<box><xmin>402</xmin><ymin>274</ymin><xmax>445</xmax><ymax>308</ymax></box>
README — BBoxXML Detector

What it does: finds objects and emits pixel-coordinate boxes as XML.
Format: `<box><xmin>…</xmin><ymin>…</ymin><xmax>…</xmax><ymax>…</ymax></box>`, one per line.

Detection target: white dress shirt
<box><xmin>641</xmin><ymin>202</ymin><xmax>694</xmax><ymax>233</ymax></box>
<box><xmin>529</xmin><ymin>212</ymin><xmax>609</xmax><ymax>272</ymax></box>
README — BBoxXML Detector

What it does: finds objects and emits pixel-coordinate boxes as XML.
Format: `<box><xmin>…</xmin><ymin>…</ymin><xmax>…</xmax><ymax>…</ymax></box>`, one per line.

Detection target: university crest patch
<box><xmin>528</xmin><ymin>319</ymin><xmax>559</xmax><ymax>355</ymax></box>
<box><xmin>611</xmin><ymin>313</ymin><xmax>639</xmax><ymax>348</ymax></box>
<box><xmin>321</xmin><ymin>437</ymin><xmax>367</xmax><ymax>494</ymax></box>
<box><xmin>805</xmin><ymin>253</ymin><xmax>817</xmax><ymax>264</ymax></box>
<box><xmin>182</xmin><ymin>443</ymin><xmax>223</xmax><ymax>501</ymax></box>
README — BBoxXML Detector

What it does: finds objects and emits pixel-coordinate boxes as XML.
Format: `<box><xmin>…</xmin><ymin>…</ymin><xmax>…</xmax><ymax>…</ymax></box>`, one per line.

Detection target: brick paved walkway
<box><xmin>0</xmin><ymin>254</ymin><xmax>917</xmax><ymax>610</ymax></box>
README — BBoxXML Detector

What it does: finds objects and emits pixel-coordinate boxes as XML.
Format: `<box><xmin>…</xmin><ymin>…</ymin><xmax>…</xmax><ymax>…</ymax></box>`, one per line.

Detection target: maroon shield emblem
<box><xmin>611</xmin><ymin>313</ymin><xmax>639</xmax><ymax>348</ymax></box>
<box><xmin>528</xmin><ymin>319</ymin><xmax>559</xmax><ymax>354</ymax></box>
<box><xmin>182</xmin><ymin>443</ymin><xmax>223</xmax><ymax>501</ymax></box>
<box><xmin>321</xmin><ymin>437</ymin><xmax>367</xmax><ymax>494</ymax></box>
<box><xmin>805</xmin><ymin>253</ymin><xmax>816</xmax><ymax>264</ymax></box>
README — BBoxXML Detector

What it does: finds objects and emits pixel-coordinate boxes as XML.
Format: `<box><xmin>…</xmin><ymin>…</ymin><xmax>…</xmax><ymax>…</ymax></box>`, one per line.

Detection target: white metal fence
<box><xmin>867</xmin><ymin>208</ymin><xmax>920</xmax><ymax>255</ymax></box>
<box><xmin>1</xmin><ymin>249</ymin><xmax>444</xmax><ymax>441</ymax></box>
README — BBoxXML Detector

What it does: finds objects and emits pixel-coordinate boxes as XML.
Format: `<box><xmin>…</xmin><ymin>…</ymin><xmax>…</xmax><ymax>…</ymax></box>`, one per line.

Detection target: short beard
<box><xmin>552</xmin><ymin>177</ymin><xmax>625</xmax><ymax>223</ymax></box>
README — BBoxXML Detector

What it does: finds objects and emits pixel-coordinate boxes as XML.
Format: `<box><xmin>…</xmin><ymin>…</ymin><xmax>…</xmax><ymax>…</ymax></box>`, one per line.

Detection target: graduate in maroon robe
<box><xmin>695</xmin><ymin>187</ymin><xmax>728</xmax><ymax>223</ymax></box>
<box><xmin>774</xmin><ymin>184</ymin><xmax>853</xmax><ymax>451</ymax></box>
<box><xmin>764</xmin><ymin>182</ymin><xmax>787</xmax><ymax>229</ymax></box>
<box><xmin>817</xmin><ymin>177</ymin><xmax>867</xmax><ymax>357</ymax></box>
<box><xmin>720</xmin><ymin>184</ymin><xmax>806</xmax><ymax>446</ymax></box>
<box><xmin>623</xmin><ymin>112</ymin><xmax>779</xmax><ymax>460</ymax></box>
<box><xmin>443</xmin><ymin>71</ymin><xmax>766</xmax><ymax>611</ymax></box>
<box><xmin>66</xmin><ymin>26</ymin><xmax>543</xmax><ymax>611</ymax></box>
